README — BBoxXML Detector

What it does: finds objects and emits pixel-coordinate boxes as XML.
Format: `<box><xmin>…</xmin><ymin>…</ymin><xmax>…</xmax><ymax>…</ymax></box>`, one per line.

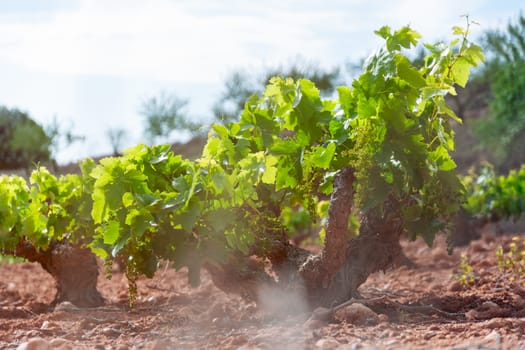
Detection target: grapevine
<box><xmin>463</xmin><ymin>164</ymin><xmax>525</xmax><ymax>222</ymax></box>
<box><xmin>0</xmin><ymin>22</ymin><xmax>484</xmax><ymax>308</ymax></box>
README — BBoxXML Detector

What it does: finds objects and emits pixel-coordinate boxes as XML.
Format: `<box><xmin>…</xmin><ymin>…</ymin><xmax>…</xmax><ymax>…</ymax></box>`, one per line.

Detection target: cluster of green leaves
<box><xmin>89</xmin><ymin>143</ymin><xmax>257</xmax><ymax>287</ymax></box>
<box><xmin>280</xmin><ymin>200</ymin><xmax>334</xmax><ymax>244</ymax></box>
<box><xmin>213</xmin><ymin>60</ymin><xmax>341</xmax><ymax>125</ymax></box>
<box><xmin>0</xmin><ymin>24</ymin><xmax>483</xmax><ymax>304</ymax></box>
<box><xmin>342</xmin><ymin>24</ymin><xmax>483</xmax><ymax>245</ymax></box>
<box><xmin>0</xmin><ymin>166</ymin><xmax>91</xmax><ymax>251</ymax></box>
<box><xmin>210</xmin><ymin>24</ymin><xmax>482</xmax><ymax>248</ymax></box>
<box><xmin>463</xmin><ymin>164</ymin><xmax>525</xmax><ymax>221</ymax></box>
<box><xmin>0</xmin><ymin>146</ymin><xmax>242</xmax><ymax>303</ymax></box>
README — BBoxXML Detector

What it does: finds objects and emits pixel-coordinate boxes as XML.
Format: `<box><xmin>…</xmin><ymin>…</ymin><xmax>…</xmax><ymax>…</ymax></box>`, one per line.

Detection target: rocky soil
<box><xmin>1</xmin><ymin>232</ymin><xmax>525</xmax><ymax>349</ymax></box>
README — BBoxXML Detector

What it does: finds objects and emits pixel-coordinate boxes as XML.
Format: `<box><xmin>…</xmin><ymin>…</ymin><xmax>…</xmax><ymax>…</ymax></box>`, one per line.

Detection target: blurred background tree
<box><xmin>0</xmin><ymin>109</ymin><xmax>84</xmax><ymax>172</ymax></box>
<box><xmin>472</xmin><ymin>13</ymin><xmax>525</xmax><ymax>172</ymax></box>
<box><xmin>106</xmin><ymin>128</ymin><xmax>127</xmax><ymax>156</ymax></box>
<box><xmin>0</xmin><ymin>106</ymin><xmax>52</xmax><ymax>170</ymax></box>
<box><xmin>45</xmin><ymin>116</ymin><xmax>85</xmax><ymax>166</ymax></box>
<box><xmin>141</xmin><ymin>92</ymin><xmax>202</xmax><ymax>145</ymax></box>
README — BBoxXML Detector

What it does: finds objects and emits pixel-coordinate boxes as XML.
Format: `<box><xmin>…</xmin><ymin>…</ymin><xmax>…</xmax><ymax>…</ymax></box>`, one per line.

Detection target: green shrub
<box><xmin>0</xmin><ymin>107</ymin><xmax>52</xmax><ymax>170</ymax></box>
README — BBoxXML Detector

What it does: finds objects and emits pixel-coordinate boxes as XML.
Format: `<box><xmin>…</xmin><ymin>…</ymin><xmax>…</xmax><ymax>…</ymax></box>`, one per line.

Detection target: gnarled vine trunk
<box><xmin>206</xmin><ymin>167</ymin><xmax>406</xmax><ymax>309</ymax></box>
<box><xmin>308</xmin><ymin>201</ymin><xmax>404</xmax><ymax>306</ymax></box>
<box><xmin>298</xmin><ymin>169</ymin><xmax>404</xmax><ymax>307</ymax></box>
<box><xmin>16</xmin><ymin>240</ymin><xmax>104</xmax><ymax>307</ymax></box>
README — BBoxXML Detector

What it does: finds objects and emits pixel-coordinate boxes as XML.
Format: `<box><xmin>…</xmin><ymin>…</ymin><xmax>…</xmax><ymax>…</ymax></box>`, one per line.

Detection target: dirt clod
<box><xmin>334</xmin><ymin>303</ymin><xmax>379</xmax><ymax>326</ymax></box>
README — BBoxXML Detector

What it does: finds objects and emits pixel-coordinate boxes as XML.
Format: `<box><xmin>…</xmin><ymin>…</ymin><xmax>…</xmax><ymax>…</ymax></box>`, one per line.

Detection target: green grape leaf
<box><xmin>396</xmin><ymin>56</ymin><xmax>426</xmax><ymax>88</ymax></box>
<box><xmin>88</xmin><ymin>239</ymin><xmax>110</xmax><ymax>259</ymax></box>
<box><xmin>262</xmin><ymin>155</ymin><xmax>278</xmax><ymax>184</ymax></box>
<box><xmin>309</xmin><ymin>143</ymin><xmax>336</xmax><ymax>169</ymax></box>
<box><xmin>450</xmin><ymin>57</ymin><xmax>472</xmax><ymax>88</ymax></box>
<box><xmin>91</xmin><ymin>188</ymin><xmax>107</xmax><ymax>224</ymax></box>
<box><xmin>270</xmin><ymin>139</ymin><xmax>302</xmax><ymax>155</ymax></box>
<box><xmin>103</xmin><ymin>220</ymin><xmax>120</xmax><ymax>245</ymax></box>
<box><xmin>122</xmin><ymin>192</ymin><xmax>134</xmax><ymax>207</ymax></box>
<box><xmin>275</xmin><ymin>157</ymin><xmax>300</xmax><ymax>190</ymax></box>
<box><xmin>112</xmin><ymin>231</ymin><xmax>131</xmax><ymax>257</ymax></box>
<box><xmin>175</xmin><ymin>200</ymin><xmax>201</xmax><ymax>232</ymax></box>
<box><xmin>125</xmin><ymin>209</ymin><xmax>153</xmax><ymax>238</ymax></box>
<box><xmin>374</xmin><ymin>26</ymin><xmax>391</xmax><ymax>40</ymax></box>
<box><xmin>463</xmin><ymin>44</ymin><xmax>485</xmax><ymax>66</ymax></box>
<box><xmin>212</xmin><ymin>124</ymin><xmax>230</xmax><ymax>139</ymax></box>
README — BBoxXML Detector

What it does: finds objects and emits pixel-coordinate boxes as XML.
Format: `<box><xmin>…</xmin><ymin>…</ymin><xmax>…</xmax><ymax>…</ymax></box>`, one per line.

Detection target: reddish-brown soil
<box><xmin>1</xmin><ymin>232</ymin><xmax>525</xmax><ymax>349</ymax></box>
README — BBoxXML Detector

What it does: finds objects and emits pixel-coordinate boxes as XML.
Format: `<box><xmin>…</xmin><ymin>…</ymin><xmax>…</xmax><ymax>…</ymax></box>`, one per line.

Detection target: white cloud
<box><xmin>1</xmin><ymin>0</ymin><xmax>512</xmax><ymax>86</ymax></box>
<box><xmin>0</xmin><ymin>1</ymin><xmax>225</xmax><ymax>82</ymax></box>
<box><xmin>0</xmin><ymin>0</ymin><xmax>359</xmax><ymax>84</ymax></box>
<box><xmin>0</xmin><ymin>0</ymin><xmax>521</xmax><ymax>86</ymax></box>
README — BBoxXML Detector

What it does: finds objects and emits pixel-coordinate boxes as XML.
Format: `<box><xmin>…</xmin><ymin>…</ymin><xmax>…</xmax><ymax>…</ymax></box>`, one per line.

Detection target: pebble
<box><xmin>349</xmin><ymin>342</ymin><xmax>377</xmax><ymax>350</ymax></box>
<box><xmin>101</xmin><ymin>327</ymin><xmax>122</xmax><ymax>337</ymax></box>
<box><xmin>465</xmin><ymin>309</ymin><xmax>479</xmax><ymax>321</ymax></box>
<box><xmin>229</xmin><ymin>335</ymin><xmax>248</xmax><ymax>347</ymax></box>
<box><xmin>54</xmin><ymin>302</ymin><xmax>78</xmax><ymax>312</ymax></box>
<box><xmin>7</xmin><ymin>282</ymin><xmax>17</xmax><ymax>292</ymax></box>
<box><xmin>315</xmin><ymin>337</ymin><xmax>340</xmax><ymax>350</ymax></box>
<box><xmin>49</xmin><ymin>338</ymin><xmax>70</xmax><ymax>348</ymax></box>
<box><xmin>480</xmin><ymin>301</ymin><xmax>499</xmax><ymax>310</ymax></box>
<box><xmin>115</xmin><ymin>345</ymin><xmax>130</xmax><ymax>350</ymax></box>
<box><xmin>423</xmin><ymin>332</ymin><xmax>436</xmax><ymax>340</ymax></box>
<box><xmin>389</xmin><ymin>330</ymin><xmax>400</xmax><ymax>337</ymax></box>
<box><xmin>251</xmin><ymin>333</ymin><xmax>275</xmax><ymax>345</ymax></box>
<box><xmin>334</xmin><ymin>303</ymin><xmax>379</xmax><ymax>326</ymax></box>
<box><xmin>378</xmin><ymin>330</ymin><xmax>390</xmax><ymax>338</ymax></box>
<box><xmin>377</xmin><ymin>314</ymin><xmax>389</xmax><ymax>323</ymax></box>
<box><xmin>78</xmin><ymin>318</ymin><xmax>93</xmax><ymax>329</ymax></box>
<box><xmin>383</xmin><ymin>339</ymin><xmax>397</xmax><ymax>346</ymax></box>
<box><xmin>143</xmin><ymin>339</ymin><xmax>171</xmax><ymax>350</ymax></box>
<box><xmin>16</xmin><ymin>337</ymin><xmax>49</xmax><ymax>350</ymax></box>
<box><xmin>483</xmin><ymin>330</ymin><xmax>502</xmax><ymax>343</ymax></box>
<box><xmin>511</xmin><ymin>293</ymin><xmax>525</xmax><ymax>308</ymax></box>
<box><xmin>466</xmin><ymin>301</ymin><xmax>503</xmax><ymax>320</ymax></box>
<box><xmin>40</xmin><ymin>321</ymin><xmax>60</xmax><ymax>331</ymax></box>
<box><xmin>24</xmin><ymin>330</ymin><xmax>41</xmax><ymax>339</ymax></box>
<box><xmin>484</xmin><ymin>318</ymin><xmax>509</xmax><ymax>329</ymax></box>
<box><xmin>18</xmin><ymin>337</ymin><xmax>74</xmax><ymax>350</ymax></box>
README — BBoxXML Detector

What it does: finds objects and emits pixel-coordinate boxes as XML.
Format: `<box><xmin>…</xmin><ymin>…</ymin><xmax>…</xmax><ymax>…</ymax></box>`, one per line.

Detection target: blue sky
<box><xmin>0</xmin><ymin>0</ymin><xmax>523</xmax><ymax>164</ymax></box>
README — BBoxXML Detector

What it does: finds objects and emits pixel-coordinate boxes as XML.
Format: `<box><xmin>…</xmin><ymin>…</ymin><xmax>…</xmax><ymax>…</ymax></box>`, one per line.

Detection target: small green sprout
<box><xmin>454</xmin><ymin>253</ymin><xmax>475</xmax><ymax>286</ymax></box>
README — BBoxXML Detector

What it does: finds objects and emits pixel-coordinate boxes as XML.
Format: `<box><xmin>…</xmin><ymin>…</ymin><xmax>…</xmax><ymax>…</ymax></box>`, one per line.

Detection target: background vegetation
<box><xmin>2</xmin><ymin>12</ymin><xmax>524</xmax><ymax>178</ymax></box>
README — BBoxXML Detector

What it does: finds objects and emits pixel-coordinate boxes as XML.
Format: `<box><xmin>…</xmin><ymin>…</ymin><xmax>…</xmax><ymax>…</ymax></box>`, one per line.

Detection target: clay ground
<box><xmin>1</xmin><ymin>232</ymin><xmax>525</xmax><ymax>350</ymax></box>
